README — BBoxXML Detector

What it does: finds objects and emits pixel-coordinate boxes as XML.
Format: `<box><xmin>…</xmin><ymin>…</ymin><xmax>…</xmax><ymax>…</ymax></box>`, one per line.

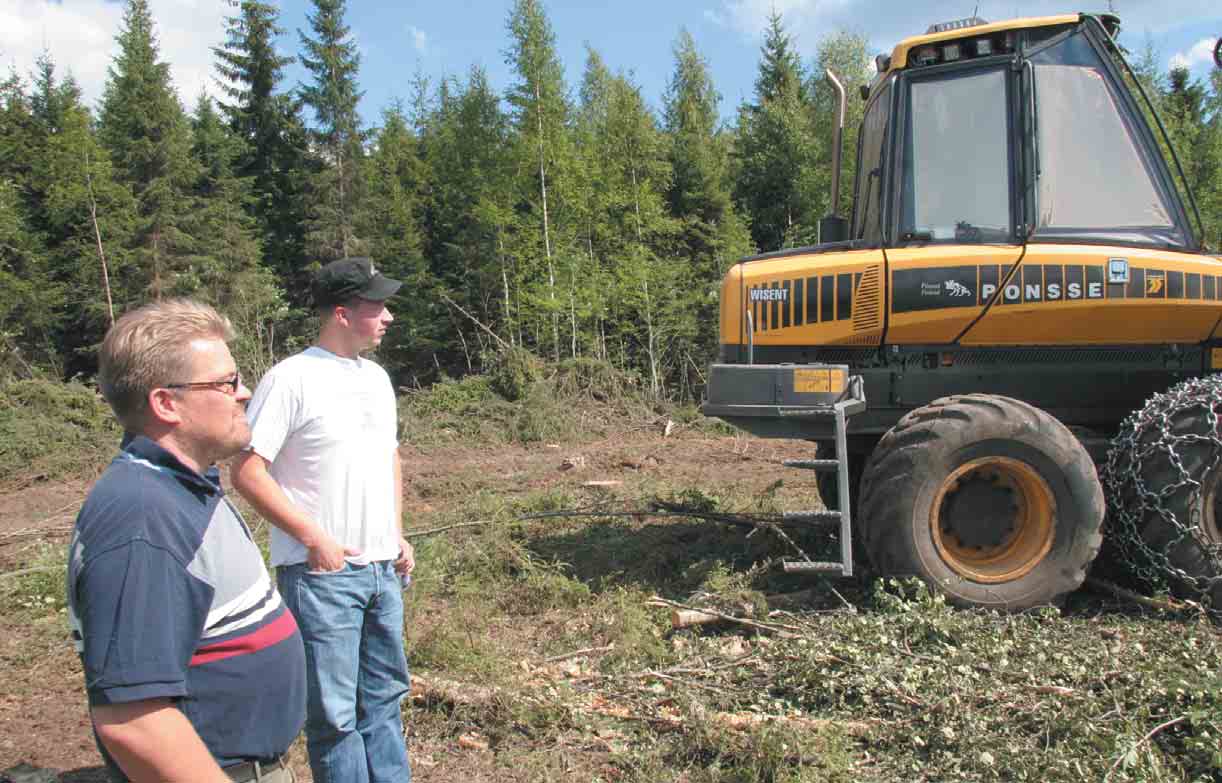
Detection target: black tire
<box><xmin>858</xmin><ymin>394</ymin><xmax>1105</xmax><ymax>610</ymax></box>
<box><xmin>1103</xmin><ymin>376</ymin><xmax>1222</xmax><ymax>611</ymax></box>
<box><xmin>816</xmin><ymin>451</ymin><xmax>865</xmax><ymax>512</ymax></box>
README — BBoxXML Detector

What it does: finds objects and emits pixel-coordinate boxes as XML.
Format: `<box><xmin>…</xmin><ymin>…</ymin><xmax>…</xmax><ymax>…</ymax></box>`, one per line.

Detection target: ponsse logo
<box><xmin>893</xmin><ymin>263</ymin><xmax>1218</xmax><ymax>314</ymax></box>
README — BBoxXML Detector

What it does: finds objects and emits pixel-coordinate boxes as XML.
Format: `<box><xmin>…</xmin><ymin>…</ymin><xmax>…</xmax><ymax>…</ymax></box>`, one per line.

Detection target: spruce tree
<box><xmin>754</xmin><ymin>10</ymin><xmax>808</xmax><ymax>104</ymax></box>
<box><xmin>30</xmin><ymin>53</ymin><xmax>77</xmax><ymax>138</ymax></box>
<box><xmin>1164</xmin><ymin>67</ymin><xmax>1220</xmax><ymax>249</ymax></box>
<box><xmin>0</xmin><ymin>69</ymin><xmax>38</xmax><ymax>199</ymax></box>
<box><xmin>213</xmin><ymin>0</ymin><xmax>309</xmax><ymax>284</ymax></box>
<box><xmin>188</xmin><ymin>95</ymin><xmax>285</xmax><ymax>377</ymax></box>
<box><xmin>98</xmin><ymin>0</ymin><xmax>199</xmax><ymax>302</ymax></box>
<box><xmin>733</xmin><ymin>10</ymin><xmax>820</xmax><ymax>251</ymax></box>
<box><xmin>664</xmin><ymin>29</ymin><xmax>753</xmax><ymax>267</ymax></box>
<box><xmin>663</xmin><ymin>29</ymin><xmax>752</xmax><ymax>386</ymax></box>
<box><xmin>0</xmin><ymin>178</ymin><xmax>56</xmax><ymax>374</ymax></box>
<box><xmin>29</xmin><ymin>75</ymin><xmax>136</xmax><ymax>370</ymax></box>
<box><xmin>358</xmin><ymin>103</ymin><xmax>427</xmax><ymax>375</ymax></box>
<box><xmin>417</xmin><ymin>67</ymin><xmax>517</xmax><ymax>365</ymax></box>
<box><xmin>299</xmin><ymin>0</ymin><xmax>365</xmax><ymax>262</ymax></box>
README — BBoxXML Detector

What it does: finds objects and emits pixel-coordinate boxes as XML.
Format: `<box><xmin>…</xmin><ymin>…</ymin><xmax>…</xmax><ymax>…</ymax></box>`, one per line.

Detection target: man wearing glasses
<box><xmin>67</xmin><ymin>299</ymin><xmax>305</xmax><ymax>782</ymax></box>
<box><xmin>233</xmin><ymin>257</ymin><xmax>414</xmax><ymax>783</ymax></box>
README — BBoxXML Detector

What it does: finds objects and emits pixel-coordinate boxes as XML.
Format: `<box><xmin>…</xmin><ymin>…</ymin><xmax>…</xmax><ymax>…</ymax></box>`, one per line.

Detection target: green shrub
<box><xmin>0</xmin><ymin>378</ymin><xmax>121</xmax><ymax>487</ymax></box>
<box><xmin>486</xmin><ymin>346</ymin><xmax>543</xmax><ymax>402</ymax></box>
<box><xmin>553</xmin><ymin>357</ymin><xmax>642</xmax><ymax>402</ymax></box>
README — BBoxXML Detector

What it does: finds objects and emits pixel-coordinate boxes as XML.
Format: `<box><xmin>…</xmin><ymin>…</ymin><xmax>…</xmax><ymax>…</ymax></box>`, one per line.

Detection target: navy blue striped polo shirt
<box><xmin>67</xmin><ymin>437</ymin><xmax>305</xmax><ymax>775</ymax></box>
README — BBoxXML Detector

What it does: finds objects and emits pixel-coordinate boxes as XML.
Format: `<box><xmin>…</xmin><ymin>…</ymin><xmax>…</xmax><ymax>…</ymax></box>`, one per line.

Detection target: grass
<box><xmin>4</xmin><ymin>358</ymin><xmax>1222</xmax><ymax>781</ymax></box>
<box><xmin>0</xmin><ymin>542</ymin><xmax>67</xmax><ymax>618</ymax></box>
<box><xmin>399</xmin><ymin>479</ymin><xmax>1222</xmax><ymax>781</ymax></box>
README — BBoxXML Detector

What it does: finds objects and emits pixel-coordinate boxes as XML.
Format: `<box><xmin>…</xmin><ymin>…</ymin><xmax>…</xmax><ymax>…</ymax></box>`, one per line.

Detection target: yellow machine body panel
<box><xmin>721</xmin><ymin>249</ymin><xmax>886</xmax><ymax>348</ymax></box>
<box><xmin>962</xmin><ymin>245</ymin><xmax>1222</xmax><ymax>345</ymax></box>
<box><xmin>885</xmin><ymin>245</ymin><xmax>1022</xmax><ymax>343</ymax></box>
<box><xmin>719</xmin><ymin>244</ymin><xmax>1222</xmax><ymax>352</ymax></box>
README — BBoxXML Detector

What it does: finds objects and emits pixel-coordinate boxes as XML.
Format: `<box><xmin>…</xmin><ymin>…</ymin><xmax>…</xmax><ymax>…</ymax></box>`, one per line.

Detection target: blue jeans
<box><xmin>278</xmin><ymin>561</ymin><xmax>411</xmax><ymax>783</ymax></box>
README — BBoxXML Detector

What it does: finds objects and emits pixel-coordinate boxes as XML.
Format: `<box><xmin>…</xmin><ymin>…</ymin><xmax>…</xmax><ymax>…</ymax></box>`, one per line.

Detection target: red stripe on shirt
<box><xmin>190</xmin><ymin>609</ymin><xmax>299</xmax><ymax>666</ymax></box>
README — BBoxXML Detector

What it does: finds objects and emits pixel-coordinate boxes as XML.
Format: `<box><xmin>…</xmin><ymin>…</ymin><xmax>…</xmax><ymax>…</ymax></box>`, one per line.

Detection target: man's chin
<box><xmin>220</xmin><ymin>431</ymin><xmax>253</xmax><ymax>460</ymax></box>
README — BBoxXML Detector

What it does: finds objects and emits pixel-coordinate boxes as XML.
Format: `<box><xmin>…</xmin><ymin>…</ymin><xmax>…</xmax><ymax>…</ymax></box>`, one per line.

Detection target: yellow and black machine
<box><xmin>703</xmin><ymin>14</ymin><xmax>1222</xmax><ymax>611</ymax></box>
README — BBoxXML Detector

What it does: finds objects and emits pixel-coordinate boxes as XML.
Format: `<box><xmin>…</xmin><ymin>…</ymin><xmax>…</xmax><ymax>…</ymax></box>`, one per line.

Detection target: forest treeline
<box><xmin>1</xmin><ymin>0</ymin><xmax>1219</xmax><ymax>398</ymax></box>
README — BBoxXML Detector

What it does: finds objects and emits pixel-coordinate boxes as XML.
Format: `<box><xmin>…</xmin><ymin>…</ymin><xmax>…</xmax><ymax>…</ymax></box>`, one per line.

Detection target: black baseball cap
<box><xmin>312</xmin><ymin>257</ymin><xmax>402</xmax><ymax>307</ymax></box>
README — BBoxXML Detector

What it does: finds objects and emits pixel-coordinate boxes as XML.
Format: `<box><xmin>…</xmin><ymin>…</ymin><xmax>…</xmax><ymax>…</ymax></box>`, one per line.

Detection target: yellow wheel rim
<box><xmin>930</xmin><ymin>457</ymin><xmax>1056</xmax><ymax>583</ymax></box>
<box><xmin>1201</xmin><ymin>464</ymin><xmax>1222</xmax><ymax>545</ymax></box>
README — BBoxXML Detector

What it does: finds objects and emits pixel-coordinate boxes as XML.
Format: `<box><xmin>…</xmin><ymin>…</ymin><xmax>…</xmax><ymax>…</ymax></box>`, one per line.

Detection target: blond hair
<box><xmin>99</xmin><ymin>299</ymin><xmax>234</xmax><ymax>430</ymax></box>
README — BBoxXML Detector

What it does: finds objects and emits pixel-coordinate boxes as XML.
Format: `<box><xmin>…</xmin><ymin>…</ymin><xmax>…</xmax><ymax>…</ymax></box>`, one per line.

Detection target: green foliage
<box><xmin>487</xmin><ymin>345</ymin><xmax>544</xmax><ymax>402</ymax></box>
<box><xmin>0</xmin><ymin>378</ymin><xmax>120</xmax><ymax>487</ymax></box>
<box><xmin>213</xmin><ymin>0</ymin><xmax>310</xmax><ymax>293</ymax></box>
<box><xmin>98</xmin><ymin>0</ymin><xmax>201</xmax><ymax>305</ymax></box>
<box><xmin>298</xmin><ymin>0</ymin><xmax>366</xmax><ymax>262</ymax></box>
<box><xmin>186</xmin><ymin>95</ymin><xmax>287</xmax><ymax>380</ymax></box>
<box><xmin>808</xmin><ymin>31</ymin><xmax>872</xmax><ymax>240</ymax></box>
<box><xmin>630</xmin><ymin>718</ymin><xmax>854</xmax><ymax>783</ymax></box>
<box><xmin>552</xmin><ymin>356</ymin><xmax>642</xmax><ymax>402</ymax></box>
<box><xmin>733</xmin><ymin>12</ymin><xmax>822</xmax><ymax>252</ymax></box>
<box><xmin>591</xmin><ymin>586</ymin><xmax>670</xmax><ymax>669</ymax></box>
<box><xmin>0</xmin><ymin>4</ymin><xmax>1218</xmax><ymax>401</ymax></box>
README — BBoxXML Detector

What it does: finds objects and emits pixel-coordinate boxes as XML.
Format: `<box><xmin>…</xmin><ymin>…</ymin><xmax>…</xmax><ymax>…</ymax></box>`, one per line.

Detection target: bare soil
<box><xmin>0</xmin><ymin>428</ymin><xmax>818</xmax><ymax>781</ymax></box>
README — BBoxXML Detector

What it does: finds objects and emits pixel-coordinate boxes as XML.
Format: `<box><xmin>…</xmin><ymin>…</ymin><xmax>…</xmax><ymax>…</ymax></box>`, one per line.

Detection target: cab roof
<box><xmin>888</xmin><ymin>14</ymin><xmax>1082</xmax><ymax>70</ymax></box>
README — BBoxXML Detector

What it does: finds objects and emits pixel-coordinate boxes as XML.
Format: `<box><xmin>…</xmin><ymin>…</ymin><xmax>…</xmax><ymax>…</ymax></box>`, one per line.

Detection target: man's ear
<box><xmin>147</xmin><ymin>387</ymin><xmax>185</xmax><ymax>426</ymax></box>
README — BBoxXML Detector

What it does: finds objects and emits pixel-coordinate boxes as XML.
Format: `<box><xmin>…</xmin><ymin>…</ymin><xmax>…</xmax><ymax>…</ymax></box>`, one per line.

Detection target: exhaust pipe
<box><xmin>819</xmin><ymin>69</ymin><xmax>849</xmax><ymax>244</ymax></box>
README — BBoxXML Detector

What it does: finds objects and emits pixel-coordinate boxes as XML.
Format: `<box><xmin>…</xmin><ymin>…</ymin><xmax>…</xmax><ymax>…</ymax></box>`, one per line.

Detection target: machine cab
<box><xmin>855</xmin><ymin>14</ymin><xmax>1196</xmax><ymax>253</ymax></box>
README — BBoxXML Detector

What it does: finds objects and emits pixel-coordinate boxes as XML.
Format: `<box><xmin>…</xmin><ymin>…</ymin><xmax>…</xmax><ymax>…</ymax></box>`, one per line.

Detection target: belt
<box><xmin>225</xmin><ymin>755</ymin><xmax>285</xmax><ymax>782</ymax></box>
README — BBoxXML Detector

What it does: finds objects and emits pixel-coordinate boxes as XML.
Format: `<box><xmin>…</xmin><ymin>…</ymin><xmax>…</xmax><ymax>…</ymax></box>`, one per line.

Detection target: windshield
<box><xmin>1028</xmin><ymin>29</ymin><xmax>1185</xmax><ymax>247</ymax></box>
<box><xmin>900</xmin><ymin>67</ymin><xmax>1012</xmax><ymax>243</ymax></box>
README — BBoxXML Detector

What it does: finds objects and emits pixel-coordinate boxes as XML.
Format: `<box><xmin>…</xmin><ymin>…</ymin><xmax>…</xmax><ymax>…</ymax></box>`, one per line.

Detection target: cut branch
<box><xmin>1085</xmin><ymin>578</ymin><xmax>1189</xmax><ymax>613</ymax></box>
<box><xmin>438</xmin><ymin>291</ymin><xmax>511</xmax><ymax>351</ymax></box>
<box><xmin>542</xmin><ymin>644</ymin><xmax>614</xmax><ymax>663</ymax></box>
<box><xmin>403</xmin><ymin>520</ymin><xmax>494</xmax><ymax>539</ymax></box>
<box><xmin>1104</xmin><ymin>715</ymin><xmax>1187</xmax><ymax>782</ymax></box>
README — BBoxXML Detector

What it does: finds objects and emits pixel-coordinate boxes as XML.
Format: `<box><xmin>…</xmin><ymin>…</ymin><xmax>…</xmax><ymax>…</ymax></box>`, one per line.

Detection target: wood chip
<box><xmin>457</xmin><ymin>733</ymin><xmax>489</xmax><ymax>751</ymax></box>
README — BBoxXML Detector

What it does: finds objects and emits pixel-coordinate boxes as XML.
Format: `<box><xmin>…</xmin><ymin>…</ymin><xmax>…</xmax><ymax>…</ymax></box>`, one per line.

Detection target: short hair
<box><xmin>98</xmin><ymin>299</ymin><xmax>235</xmax><ymax>431</ymax></box>
<box><xmin>314</xmin><ymin>297</ymin><xmax>362</xmax><ymax>322</ymax></box>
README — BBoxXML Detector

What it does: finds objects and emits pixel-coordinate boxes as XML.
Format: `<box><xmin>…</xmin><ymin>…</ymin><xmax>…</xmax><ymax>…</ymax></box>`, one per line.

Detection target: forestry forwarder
<box><xmin>702</xmin><ymin>13</ymin><xmax>1222</xmax><ymax>611</ymax></box>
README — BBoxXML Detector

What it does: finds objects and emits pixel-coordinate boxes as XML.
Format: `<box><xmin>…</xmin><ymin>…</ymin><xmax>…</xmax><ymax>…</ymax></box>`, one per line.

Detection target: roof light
<box><xmin>942</xmin><ymin>43</ymin><xmax>961</xmax><ymax>62</ymax></box>
<box><xmin>926</xmin><ymin>16</ymin><xmax>989</xmax><ymax>34</ymax></box>
<box><xmin>913</xmin><ymin>46</ymin><xmax>939</xmax><ymax>66</ymax></box>
<box><xmin>974</xmin><ymin>37</ymin><xmax>993</xmax><ymax>57</ymax></box>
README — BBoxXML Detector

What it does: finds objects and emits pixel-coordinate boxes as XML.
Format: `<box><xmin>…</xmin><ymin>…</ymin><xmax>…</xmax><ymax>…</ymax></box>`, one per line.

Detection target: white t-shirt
<box><xmin>246</xmin><ymin>346</ymin><xmax>400</xmax><ymax>568</ymax></box>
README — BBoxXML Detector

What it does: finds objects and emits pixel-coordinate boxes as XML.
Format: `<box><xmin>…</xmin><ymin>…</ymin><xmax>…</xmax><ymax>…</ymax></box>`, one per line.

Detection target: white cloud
<box><xmin>407</xmin><ymin>25</ymin><xmax>428</xmax><ymax>55</ymax></box>
<box><xmin>0</xmin><ymin>0</ymin><xmax>227</xmax><ymax>112</ymax></box>
<box><xmin>1169</xmin><ymin>37</ymin><xmax>1216</xmax><ymax>71</ymax></box>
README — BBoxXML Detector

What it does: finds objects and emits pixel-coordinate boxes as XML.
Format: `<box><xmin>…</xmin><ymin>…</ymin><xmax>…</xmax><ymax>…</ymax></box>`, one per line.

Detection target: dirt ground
<box><xmin>0</xmin><ymin>427</ymin><xmax>818</xmax><ymax>781</ymax></box>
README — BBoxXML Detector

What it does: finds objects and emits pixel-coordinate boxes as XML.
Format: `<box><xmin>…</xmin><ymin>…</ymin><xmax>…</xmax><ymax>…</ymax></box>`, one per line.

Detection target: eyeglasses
<box><xmin>166</xmin><ymin>373</ymin><xmax>242</xmax><ymax>395</ymax></box>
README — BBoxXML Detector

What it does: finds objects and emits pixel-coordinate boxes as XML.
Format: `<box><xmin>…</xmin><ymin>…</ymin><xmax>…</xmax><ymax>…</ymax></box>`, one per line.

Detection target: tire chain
<box><xmin>1102</xmin><ymin>375</ymin><xmax>1222</xmax><ymax>612</ymax></box>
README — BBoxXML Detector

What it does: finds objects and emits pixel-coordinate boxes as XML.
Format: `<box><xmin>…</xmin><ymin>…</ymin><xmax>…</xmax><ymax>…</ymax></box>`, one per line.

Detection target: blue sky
<box><xmin>2</xmin><ymin>1</ymin><xmax>1220</xmax><ymax>127</ymax></box>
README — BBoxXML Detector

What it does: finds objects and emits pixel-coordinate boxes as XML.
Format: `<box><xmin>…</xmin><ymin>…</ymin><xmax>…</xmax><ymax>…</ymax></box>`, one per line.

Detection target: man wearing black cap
<box><xmin>232</xmin><ymin>257</ymin><xmax>414</xmax><ymax>783</ymax></box>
